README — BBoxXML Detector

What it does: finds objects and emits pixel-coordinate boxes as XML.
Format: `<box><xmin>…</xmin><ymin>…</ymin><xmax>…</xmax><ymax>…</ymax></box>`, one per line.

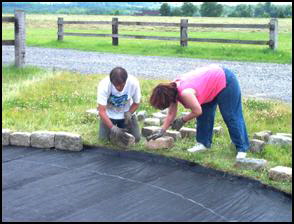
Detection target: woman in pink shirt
<box><xmin>147</xmin><ymin>64</ymin><xmax>249</xmax><ymax>159</ymax></box>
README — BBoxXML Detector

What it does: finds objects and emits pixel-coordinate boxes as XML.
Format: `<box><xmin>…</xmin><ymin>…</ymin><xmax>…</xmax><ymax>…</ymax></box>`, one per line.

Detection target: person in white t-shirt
<box><xmin>97</xmin><ymin>67</ymin><xmax>141</xmax><ymax>145</ymax></box>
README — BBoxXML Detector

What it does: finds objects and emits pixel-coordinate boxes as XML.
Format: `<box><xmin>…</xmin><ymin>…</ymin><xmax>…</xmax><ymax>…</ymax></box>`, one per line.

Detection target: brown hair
<box><xmin>109</xmin><ymin>67</ymin><xmax>128</xmax><ymax>86</ymax></box>
<box><xmin>150</xmin><ymin>82</ymin><xmax>178</xmax><ymax>110</ymax></box>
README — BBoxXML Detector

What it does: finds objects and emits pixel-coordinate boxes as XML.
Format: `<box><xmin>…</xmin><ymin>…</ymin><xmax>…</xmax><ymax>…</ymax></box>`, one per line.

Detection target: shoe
<box><xmin>187</xmin><ymin>143</ymin><xmax>208</xmax><ymax>152</ymax></box>
<box><xmin>236</xmin><ymin>152</ymin><xmax>247</xmax><ymax>159</ymax></box>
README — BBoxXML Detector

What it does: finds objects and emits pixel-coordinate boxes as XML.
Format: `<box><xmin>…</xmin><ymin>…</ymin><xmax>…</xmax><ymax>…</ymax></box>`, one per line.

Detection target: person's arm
<box><xmin>180</xmin><ymin>88</ymin><xmax>202</xmax><ymax>122</ymax></box>
<box><xmin>98</xmin><ymin>104</ymin><xmax>113</xmax><ymax>129</ymax></box>
<box><xmin>162</xmin><ymin>102</ymin><xmax>178</xmax><ymax>131</ymax></box>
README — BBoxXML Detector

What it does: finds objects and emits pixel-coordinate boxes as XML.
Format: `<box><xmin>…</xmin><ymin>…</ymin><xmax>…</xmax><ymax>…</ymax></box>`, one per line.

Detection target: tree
<box><xmin>200</xmin><ymin>2</ymin><xmax>223</xmax><ymax>17</ymax></box>
<box><xmin>181</xmin><ymin>2</ymin><xmax>197</xmax><ymax>16</ymax></box>
<box><xmin>171</xmin><ymin>7</ymin><xmax>182</xmax><ymax>16</ymax></box>
<box><xmin>159</xmin><ymin>3</ymin><xmax>171</xmax><ymax>16</ymax></box>
<box><xmin>228</xmin><ymin>4</ymin><xmax>253</xmax><ymax>17</ymax></box>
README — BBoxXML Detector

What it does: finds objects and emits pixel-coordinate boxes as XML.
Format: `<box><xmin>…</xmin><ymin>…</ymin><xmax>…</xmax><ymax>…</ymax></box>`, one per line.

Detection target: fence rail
<box><xmin>2</xmin><ymin>10</ymin><xmax>26</xmax><ymax>67</ymax></box>
<box><xmin>57</xmin><ymin>17</ymin><xmax>278</xmax><ymax>49</ymax></box>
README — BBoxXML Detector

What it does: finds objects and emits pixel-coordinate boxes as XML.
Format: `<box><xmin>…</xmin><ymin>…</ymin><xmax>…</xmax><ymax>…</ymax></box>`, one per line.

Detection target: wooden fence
<box><xmin>2</xmin><ymin>10</ymin><xmax>26</xmax><ymax>67</ymax></box>
<box><xmin>57</xmin><ymin>17</ymin><xmax>278</xmax><ymax>49</ymax></box>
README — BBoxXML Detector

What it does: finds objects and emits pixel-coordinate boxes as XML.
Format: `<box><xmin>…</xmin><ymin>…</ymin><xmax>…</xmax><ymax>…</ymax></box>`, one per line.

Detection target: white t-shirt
<box><xmin>97</xmin><ymin>75</ymin><xmax>141</xmax><ymax>119</ymax></box>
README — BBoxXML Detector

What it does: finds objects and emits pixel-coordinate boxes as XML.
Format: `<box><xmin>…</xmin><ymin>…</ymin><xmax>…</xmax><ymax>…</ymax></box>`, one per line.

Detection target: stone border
<box><xmin>2</xmin><ymin>129</ymin><xmax>83</xmax><ymax>151</ymax></box>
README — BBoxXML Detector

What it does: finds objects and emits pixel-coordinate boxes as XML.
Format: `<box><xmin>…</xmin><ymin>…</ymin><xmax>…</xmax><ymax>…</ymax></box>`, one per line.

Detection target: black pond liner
<box><xmin>2</xmin><ymin>145</ymin><xmax>292</xmax><ymax>222</ymax></box>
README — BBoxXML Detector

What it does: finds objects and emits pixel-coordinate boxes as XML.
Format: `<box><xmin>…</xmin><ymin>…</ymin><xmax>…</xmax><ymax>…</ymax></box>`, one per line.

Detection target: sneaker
<box><xmin>187</xmin><ymin>143</ymin><xmax>208</xmax><ymax>152</ymax></box>
<box><xmin>236</xmin><ymin>152</ymin><xmax>247</xmax><ymax>159</ymax></box>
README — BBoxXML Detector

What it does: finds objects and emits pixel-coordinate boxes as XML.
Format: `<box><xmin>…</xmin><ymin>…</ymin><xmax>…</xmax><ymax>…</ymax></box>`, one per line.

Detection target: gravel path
<box><xmin>2</xmin><ymin>46</ymin><xmax>292</xmax><ymax>103</ymax></box>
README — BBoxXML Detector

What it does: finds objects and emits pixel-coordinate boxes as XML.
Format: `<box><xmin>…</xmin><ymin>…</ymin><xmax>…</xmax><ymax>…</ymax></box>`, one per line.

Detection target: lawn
<box><xmin>2</xmin><ymin>64</ymin><xmax>292</xmax><ymax>194</ymax></box>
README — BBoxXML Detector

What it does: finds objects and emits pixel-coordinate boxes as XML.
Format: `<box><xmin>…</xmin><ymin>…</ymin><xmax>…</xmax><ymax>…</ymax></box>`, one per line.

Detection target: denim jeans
<box><xmin>99</xmin><ymin>115</ymin><xmax>141</xmax><ymax>143</ymax></box>
<box><xmin>196</xmin><ymin>67</ymin><xmax>249</xmax><ymax>152</ymax></box>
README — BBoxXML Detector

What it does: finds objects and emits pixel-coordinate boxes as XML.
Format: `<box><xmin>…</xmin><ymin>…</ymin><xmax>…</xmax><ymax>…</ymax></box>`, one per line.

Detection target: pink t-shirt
<box><xmin>174</xmin><ymin>64</ymin><xmax>226</xmax><ymax>107</ymax></box>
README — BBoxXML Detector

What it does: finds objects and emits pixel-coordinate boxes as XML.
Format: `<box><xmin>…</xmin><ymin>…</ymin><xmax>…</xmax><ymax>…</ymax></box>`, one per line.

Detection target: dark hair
<box><xmin>110</xmin><ymin>67</ymin><xmax>128</xmax><ymax>85</ymax></box>
<box><xmin>150</xmin><ymin>82</ymin><xmax>178</xmax><ymax>110</ymax></box>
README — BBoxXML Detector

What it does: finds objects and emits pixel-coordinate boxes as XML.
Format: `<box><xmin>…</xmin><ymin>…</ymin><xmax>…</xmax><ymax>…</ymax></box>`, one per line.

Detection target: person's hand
<box><xmin>171</xmin><ymin>116</ymin><xmax>186</xmax><ymax>131</ymax></box>
<box><xmin>124</xmin><ymin>111</ymin><xmax>133</xmax><ymax>127</ymax></box>
<box><xmin>146</xmin><ymin>128</ymin><xmax>165</xmax><ymax>141</ymax></box>
<box><xmin>110</xmin><ymin>126</ymin><xmax>129</xmax><ymax>145</ymax></box>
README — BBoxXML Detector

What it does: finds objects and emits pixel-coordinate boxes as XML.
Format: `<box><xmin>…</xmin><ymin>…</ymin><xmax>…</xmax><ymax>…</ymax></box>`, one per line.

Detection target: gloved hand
<box><xmin>110</xmin><ymin>125</ymin><xmax>129</xmax><ymax>145</ymax></box>
<box><xmin>124</xmin><ymin>111</ymin><xmax>133</xmax><ymax>127</ymax></box>
<box><xmin>171</xmin><ymin>116</ymin><xmax>186</xmax><ymax>131</ymax></box>
<box><xmin>146</xmin><ymin>128</ymin><xmax>165</xmax><ymax>141</ymax></box>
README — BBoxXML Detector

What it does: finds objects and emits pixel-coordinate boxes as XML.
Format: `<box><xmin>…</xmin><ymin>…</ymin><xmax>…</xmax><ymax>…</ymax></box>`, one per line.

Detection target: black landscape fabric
<box><xmin>2</xmin><ymin>145</ymin><xmax>292</xmax><ymax>222</ymax></box>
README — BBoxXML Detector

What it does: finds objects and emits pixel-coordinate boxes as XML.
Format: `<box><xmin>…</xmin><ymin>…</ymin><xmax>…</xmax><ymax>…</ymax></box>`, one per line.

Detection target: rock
<box><xmin>180</xmin><ymin>127</ymin><xmax>196</xmax><ymax>138</ymax></box>
<box><xmin>213</xmin><ymin>126</ymin><xmax>224</xmax><ymax>136</ymax></box>
<box><xmin>268</xmin><ymin>135</ymin><xmax>292</xmax><ymax>145</ymax></box>
<box><xmin>253</xmin><ymin>131</ymin><xmax>272</xmax><ymax>142</ymax></box>
<box><xmin>234</xmin><ymin>158</ymin><xmax>268</xmax><ymax>170</ymax></box>
<box><xmin>269</xmin><ymin>166</ymin><xmax>292</xmax><ymax>181</ymax></box>
<box><xmin>113</xmin><ymin>132</ymin><xmax>135</xmax><ymax>148</ymax></box>
<box><xmin>165</xmin><ymin>130</ymin><xmax>182</xmax><ymax>141</ymax></box>
<box><xmin>86</xmin><ymin>108</ymin><xmax>98</xmax><ymax>117</ymax></box>
<box><xmin>276</xmin><ymin>133</ymin><xmax>292</xmax><ymax>138</ymax></box>
<box><xmin>31</xmin><ymin>131</ymin><xmax>56</xmax><ymax>149</ymax></box>
<box><xmin>161</xmin><ymin>108</ymin><xmax>168</xmax><ymax>115</ymax></box>
<box><xmin>55</xmin><ymin>132</ymin><xmax>83</xmax><ymax>151</ymax></box>
<box><xmin>9</xmin><ymin>132</ymin><xmax>31</xmax><ymax>147</ymax></box>
<box><xmin>144</xmin><ymin>118</ymin><xmax>160</xmax><ymax>126</ymax></box>
<box><xmin>145</xmin><ymin>136</ymin><xmax>174</xmax><ymax>150</ymax></box>
<box><xmin>2</xmin><ymin>129</ymin><xmax>12</xmax><ymax>146</ymax></box>
<box><xmin>152</xmin><ymin>112</ymin><xmax>167</xmax><ymax>125</ymax></box>
<box><xmin>249</xmin><ymin>139</ymin><xmax>265</xmax><ymax>153</ymax></box>
<box><xmin>137</xmin><ymin>111</ymin><xmax>147</xmax><ymax>121</ymax></box>
<box><xmin>141</xmin><ymin>126</ymin><xmax>162</xmax><ymax>137</ymax></box>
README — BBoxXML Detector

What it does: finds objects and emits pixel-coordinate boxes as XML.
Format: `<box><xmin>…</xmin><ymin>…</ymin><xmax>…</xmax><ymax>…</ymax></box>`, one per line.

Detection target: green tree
<box><xmin>159</xmin><ymin>3</ymin><xmax>171</xmax><ymax>16</ymax></box>
<box><xmin>171</xmin><ymin>7</ymin><xmax>182</xmax><ymax>16</ymax></box>
<box><xmin>181</xmin><ymin>2</ymin><xmax>197</xmax><ymax>16</ymax></box>
<box><xmin>200</xmin><ymin>2</ymin><xmax>223</xmax><ymax>17</ymax></box>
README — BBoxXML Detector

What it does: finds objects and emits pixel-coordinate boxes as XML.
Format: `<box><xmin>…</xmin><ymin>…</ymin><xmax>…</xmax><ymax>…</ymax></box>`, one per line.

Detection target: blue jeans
<box><xmin>196</xmin><ymin>67</ymin><xmax>249</xmax><ymax>152</ymax></box>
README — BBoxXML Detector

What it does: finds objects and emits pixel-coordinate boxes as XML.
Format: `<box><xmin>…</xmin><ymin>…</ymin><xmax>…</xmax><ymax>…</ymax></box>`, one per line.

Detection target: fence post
<box><xmin>269</xmin><ymin>18</ymin><xmax>278</xmax><ymax>50</ymax></box>
<box><xmin>58</xmin><ymin>17</ymin><xmax>64</xmax><ymax>41</ymax></box>
<box><xmin>180</xmin><ymin>19</ymin><xmax>188</xmax><ymax>47</ymax></box>
<box><xmin>14</xmin><ymin>10</ymin><xmax>25</xmax><ymax>67</ymax></box>
<box><xmin>112</xmin><ymin>17</ymin><xmax>118</xmax><ymax>46</ymax></box>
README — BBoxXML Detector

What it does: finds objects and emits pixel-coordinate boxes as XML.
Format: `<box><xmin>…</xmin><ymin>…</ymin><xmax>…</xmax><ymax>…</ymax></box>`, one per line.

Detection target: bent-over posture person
<box><xmin>97</xmin><ymin>67</ymin><xmax>141</xmax><ymax>146</ymax></box>
<box><xmin>147</xmin><ymin>64</ymin><xmax>249</xmax><ymax>159</ymax></box>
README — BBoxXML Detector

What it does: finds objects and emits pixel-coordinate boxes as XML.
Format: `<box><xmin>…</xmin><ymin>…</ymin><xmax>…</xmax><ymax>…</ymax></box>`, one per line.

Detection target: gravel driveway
<box><xmin>2</xmin><ymin>46</ymin><xmax>292</xmax><ymax>103</ymax></box>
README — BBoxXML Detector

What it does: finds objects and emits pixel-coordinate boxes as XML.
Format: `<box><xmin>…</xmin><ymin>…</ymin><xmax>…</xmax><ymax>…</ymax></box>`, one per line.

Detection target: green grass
<box><xmin>2</xmin><ymin>64</ymin><xmax>292</xmax><ymax>194</ymax></box>
<box><xmin>2</xmin><ymin>14</ymin><xmax>292</xmax><ymax>64</ymax></box>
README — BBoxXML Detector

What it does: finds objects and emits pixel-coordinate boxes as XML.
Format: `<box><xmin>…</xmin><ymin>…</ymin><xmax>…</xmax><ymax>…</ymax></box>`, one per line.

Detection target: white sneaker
<box><xmin>236</xmin><ymin>152</ymin><xmax>247</xmax><ymax>159</ymax></box>
<box><xmin>187</xmin><ymin>143</ymin><xmax>208</xmax><ymax>152</ymax></box>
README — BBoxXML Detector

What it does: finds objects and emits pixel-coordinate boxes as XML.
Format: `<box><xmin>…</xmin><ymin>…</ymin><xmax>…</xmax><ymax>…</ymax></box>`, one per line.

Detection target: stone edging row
<box><xmin>2</xmin><ymin>129</ymin><xmax>83</xmax><ymax>151</ymax></box>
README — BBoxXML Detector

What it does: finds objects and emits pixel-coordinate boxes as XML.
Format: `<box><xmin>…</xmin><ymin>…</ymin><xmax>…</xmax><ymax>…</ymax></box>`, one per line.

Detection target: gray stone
<box><xmin>2</xmin><ymin>129</ymin><xmax>12</xmax><ymax>146</ymax></box>
<box><xmin>276</xmin><ymin>133</ymin><xmax>292</xmax><ymax>138</ymax></box>
<box><xmin>269</xmin><ymin>166</ymin><xmax>292</xmax><ymax>181</ymax></box>
<box><xmin>268</xmin><ymin>135</ymin><xmax>292</xmax><ymax>145</ymax></box>
<box><xmin>234</xmin><ymin>158</ymin><xmax>268</xmax><ymax>170</ymax></box>
<box><xmin>31</xmin><ymin>131</ymin><xmax>56</xmax><ymax>149</ymax></box>
<box><xmin>180</xmin><ymin>127</ymin><xmax>196</xmax><ymax>138</ymax></box>
<box><xmin>141</xmin><ymin>126</ymin><xmax>162</xmax><ymax>137</ymax></box>
<box><xmin>137</xmin><ymin>110</ymin><xmax>147</xmax><ymax>121</ymax></box>
<box><xmin>144</xmin><ymin>118</ymin><xmax>160</xmax><ymax>126</ymax></box>
<box><xmin>10</xmin><ymin>132</ymin><xmax>31</xmax><ymax>147</ymax></box>
<box><xmin>253</xmin><ymin>130</ymin><xmax>272</xmax><ymax>142</ymax></box>
<box><xmin>145</xmin><ymin>136</ymin><xmax>174</xmax><ymax>150</ymax></box>
<box><xmin>114</xmin><ymin>132</ymin><xmax>135</xmax><ymax>148</ymax></box>
<box><xmin>249</xmin><ymin>139</ymin><xmax>265</xmax><ymax>153</ymax></box>
<box><xmin>86</xmin><ymin>108</ymin><xmax>98</xmax><ymax>117</ymax></box>
<box><xmin>165</xmin><ymin>130</ymin><xmax>182</xmax><ymax>141</ymax></box>
<box><xmin>161</xmin><ymin>108</ymin><xmax>168</xmax><ymax>115</ymax></box>
<box><xmin>213</xmin><ymin>126</ymin><xmax>224</xmax><ymax>136</ymax></box>
<box><xmin>152</xmin><ymin>112</ymin><xmax>167</xmax><ymax>125</ymax></box>
<box><xmin>55</xmin><ymin>132</ymin><xmax>83</xmax><ymax>151</ymax></box>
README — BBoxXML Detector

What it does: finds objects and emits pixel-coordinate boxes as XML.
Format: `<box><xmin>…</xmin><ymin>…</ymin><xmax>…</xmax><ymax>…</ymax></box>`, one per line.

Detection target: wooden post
<box><xmin>269</xmin><ymin>18</ymin><xmax>278</xmax><ymax>50</ymax></box>
<box><xmin>58</xmin><ymin>17</ymin><xmax>64</xmax><ymax>41</ymax></box>
<box><xmin>14</xmin><ymin>10</ymin><xmax>25</xmax><ymax>67</ymax></box>
<box><xmin>180</xmin><ymin>19</ymin><xmax>188</xmax><ymax>47</ymax></box>
<box><xmin>112</xmin><ymin>17</ymin><xmax>118</xmax><ymax>46</ymax></box>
